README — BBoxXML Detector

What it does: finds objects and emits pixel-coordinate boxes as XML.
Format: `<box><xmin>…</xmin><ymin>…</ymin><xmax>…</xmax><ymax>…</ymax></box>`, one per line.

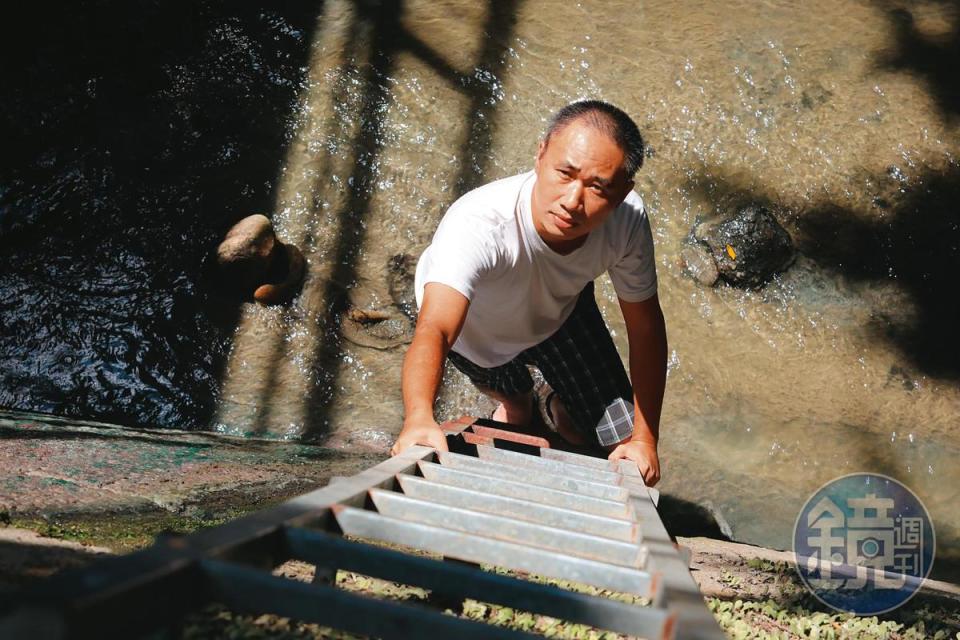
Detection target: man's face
<box><xmin>531</xmin><ymin>119</ymin><xmax>634</xmax><ymax>252</ymax></box>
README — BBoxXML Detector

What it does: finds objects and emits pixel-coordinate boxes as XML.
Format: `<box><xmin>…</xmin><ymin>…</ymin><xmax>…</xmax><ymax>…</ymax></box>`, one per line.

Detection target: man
<box><xmin>390</xmin><ymin>100</ymin><xmax>667</xmax><ymax>486</ymax></box>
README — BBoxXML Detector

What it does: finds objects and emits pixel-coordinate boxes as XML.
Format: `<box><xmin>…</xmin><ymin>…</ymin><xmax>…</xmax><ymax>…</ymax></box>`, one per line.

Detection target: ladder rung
<box><xmin>202</xmin><ymin>558</ymin><xmax>534</xmax><ymax>640</ymax></box>
<box><xmin>417</xmin><ymin>461</ymin><xmax>632</xmax><ymax>519</ymax></box>
<box><xmin>332</xmin><ymin>505</ymin><xmax>660</xmax><ymax>599</ymax></box>
<box><xmin>368</xmin><ymin>489</ymin><xmax>644</xmax><ymax>567</ymax></box>
<box><xmin>539</xmin><ymin>447</ymin><xmax>617</xmax><ymax>471</ymax></box>
<box><xmin>475</xmin><ymin>446</ymin><xmax>624</xmax><ymax>483</ymax></box>
<box><xmin>396</xmin><ymin>474</ymin><xmax>637</xmax><ymax>542</ymax></box>
<box><xmin>282</xmin><ymin>527</ymin><xmax>675</xmax><ymax>639</ymax></box>
<box><xmin>438</xmin><ymin>451</ymin><xmax>629</xmax><ymax>501</ymax></box>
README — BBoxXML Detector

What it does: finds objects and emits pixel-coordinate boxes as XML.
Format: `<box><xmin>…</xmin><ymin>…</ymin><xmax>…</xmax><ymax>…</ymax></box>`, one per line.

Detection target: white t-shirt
<box><xmin>415</xmin><ymin>171</ymin><xmax>657</xmax><ymax>368</ymax></box>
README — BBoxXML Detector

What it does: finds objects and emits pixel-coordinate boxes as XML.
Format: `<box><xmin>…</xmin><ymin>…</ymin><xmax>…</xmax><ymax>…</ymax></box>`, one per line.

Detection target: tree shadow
<box><xmin>876</xmin><ymin>0</ymin><xmax>960</xmax><ymax>120</ymax></box>
<box><xmin>0</xmin><ymin>2</ymin><xmax>321</xmax><ymax>429</ymax></box>
<box><xmin>300</xmin><ymin>0</ymin><xmax>521</xmax><ymax>440</ymax></box>
<box><xmin>682</xmin><ymin>162</ymin><xmax>960</xmax><ymax>380</ymax></box>
<box><xmin>796</xmin><ymin>164</ymin><xmax>960</xmax><ymax>379</ymax></box>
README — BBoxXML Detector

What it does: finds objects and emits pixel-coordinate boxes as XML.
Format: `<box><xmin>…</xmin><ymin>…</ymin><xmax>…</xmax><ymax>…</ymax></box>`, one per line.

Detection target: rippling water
<box><xmin>2</xmin><ymin>0</ymin><xmax>958</xmax><ymax>571</ymax></box>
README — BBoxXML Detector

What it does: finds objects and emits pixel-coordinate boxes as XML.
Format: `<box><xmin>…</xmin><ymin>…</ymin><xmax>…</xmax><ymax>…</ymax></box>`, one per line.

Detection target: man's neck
<box><xmin>542</xmin><ymin>234</ymin><xmax>588</xmax><ymax>255</ymax></box>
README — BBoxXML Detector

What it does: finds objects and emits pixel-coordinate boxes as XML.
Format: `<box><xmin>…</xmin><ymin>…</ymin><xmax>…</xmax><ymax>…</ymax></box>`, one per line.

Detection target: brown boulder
<box><xmin>216</xmin><ymin>214</ymin><xmax>276</xmax><ymax>291</ymax></box>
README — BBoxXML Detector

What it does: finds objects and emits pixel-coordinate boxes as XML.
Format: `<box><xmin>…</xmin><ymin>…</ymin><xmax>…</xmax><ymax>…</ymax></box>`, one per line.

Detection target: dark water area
<box><xmin>0</xmin><ymin>2</ymin><xmax>316</xmax><ymax>427</ymax></box>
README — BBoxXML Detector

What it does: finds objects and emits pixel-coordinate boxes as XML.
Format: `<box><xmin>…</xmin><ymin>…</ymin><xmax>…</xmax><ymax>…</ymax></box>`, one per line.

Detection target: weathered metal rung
<box><xmin>539</xmin><ymin>447</ymin><xmax>617</xmax><ymax>471</ymax></box>
<box><xmin>202</xmin><ymin>559</ymin><xmax>535</xmax><ymax>640</ymax></box>
<box><xmin>282</xmin><ymin>527</ymin><xmax>676</xmax><ymax>639</ymax></box>
<box><xmin>396</xmin><ymin>474</ymin><xmax>638</xmax><ymax>542</ymax></box>
<box><xmin>475</xmin><ymin>445</ymin><xmax>625</xmax><ymax>484</ymax></box>
<box><xmin>417</xmin><ymin>461</ymin><xmax>633</xmax><ymax>520</ymax></box>
<box><xmin>468</xmin><ymin>424</ymin><xmax>552</xmax><ymax>448</ymax></box>
<box><xmin>437</xmin><ymin>451</ymin><xmax>629</xmax><ymax>501</ymax></box>
<box><xmin>331</xmin><ymin>505</ymin><xmax>661</xmax><ymax>599</ymax></box>
<box><xmin>368</xmin><ymin>488</ymin><xmax>645</xmax><ymax>567</ymax></box>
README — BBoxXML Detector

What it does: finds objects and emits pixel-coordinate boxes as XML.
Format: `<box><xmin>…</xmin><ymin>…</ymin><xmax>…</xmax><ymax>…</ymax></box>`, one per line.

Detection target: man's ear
<box><xmin>616</xmin><ymin>178</ymin><xmax>635</xmax><ymax>204</ymax></box>
<box><xmin>535</xmin><ymin>139</ymin><xmax>547</xmax><ymax>168</ymax></box>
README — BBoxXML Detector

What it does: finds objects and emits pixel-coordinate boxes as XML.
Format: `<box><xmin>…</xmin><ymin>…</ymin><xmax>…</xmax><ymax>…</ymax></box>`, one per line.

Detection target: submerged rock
<box><xmin>338</xmin><ymin>254</ymin><xmax>418</xmax><ymax>350</ymax></box>
<box><xmin>341</xmin><ymin>305</ymin><xmax>412</xmax><ymax>350</ymax></box>
<box><xmin>680</xmin><ymin>243</ymin><xmax>720</xmax><ymax>287</ymax></box>
<box><xmin>215</xmin><ymin>214</ymin><xmax>306</xmax><ymax>305</ymax></box>
<box><xmin>683</xmin><ymin>205</ymin><xmax>795</xmax><ymax>288</ymax></box>
<box><xmin>347</xmin><ymin>307</ymin><xmax>394</xmax><ymax>324</ymax></box>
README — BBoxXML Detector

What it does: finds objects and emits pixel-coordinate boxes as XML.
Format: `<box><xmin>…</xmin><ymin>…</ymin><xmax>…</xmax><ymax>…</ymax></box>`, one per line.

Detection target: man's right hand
<box><xmin>390</xmin><ymin>418</ymin><xmax>449</xmax><ymax>456</ymax></box>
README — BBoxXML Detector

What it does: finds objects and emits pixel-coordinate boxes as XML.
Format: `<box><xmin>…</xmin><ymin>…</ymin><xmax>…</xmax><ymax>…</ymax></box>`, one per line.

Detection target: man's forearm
<box><xmin>627</xmin><ymin>318</ymin><xmax>667</xmax><ymax>444</ymax></box>
<box><xmin>401</xmin><ymin>325</ymin><xmax>449</xmax><ymax>423</ymax></box>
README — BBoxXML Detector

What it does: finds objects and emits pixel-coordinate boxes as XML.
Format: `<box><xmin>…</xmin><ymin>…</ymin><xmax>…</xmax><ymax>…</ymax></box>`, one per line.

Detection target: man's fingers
<box><xmin>607</xmin><ymin>443</ymin><xmax>660</xmax><ymax>487</ymax></box>
<box><xmin>644</xmin><ymin>469</ymin><xmax>660</xmax><ymax>487</ymax></box>
<box><xmin>428</xmin><ymin>430</ymin><xmax>449</xmax><ymax>452</ymax></box>
<box><xmin>606</xmin><ymin>444</ymin><xmax>627</xmax><ymax>461</ymax></box>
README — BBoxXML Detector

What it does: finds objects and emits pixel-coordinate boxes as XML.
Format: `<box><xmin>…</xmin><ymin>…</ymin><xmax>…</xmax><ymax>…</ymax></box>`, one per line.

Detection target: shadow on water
<box><xmin>299</xmin><ymin>0</ymin><xmax>521</xmax><ymax>439</ymax></box>
<box><xmin>797</xmin><ymin>165</ymin><xmax>960</xmax><ymax>380</ymax></box>
<box><xmin>683</xmin><ymin>0</ymin><xmax>960</xmax><ymax>382</ymax></box>
<box><xmin>681</xmin><ymin>0</ymin><xmax>960</xmax><ymax>551</ymax></box>
<box><xmin>797</xmin><ymin>2</ymin><xmax>960</xmax><ymax>379</ymax></box>
<box><xmin>876</xmin><ymin>0</ymin><xmax>960</xmax><ymax>120</ymax></box>
<box><xmin>250</xmin><ymin>0</ymin><xmax>402</xmax><ymax>434</ymax></box>
<box><xmin>0</xmin><ymin>2</ymin><xmax>319</xmax><ymax>428</ymax></box>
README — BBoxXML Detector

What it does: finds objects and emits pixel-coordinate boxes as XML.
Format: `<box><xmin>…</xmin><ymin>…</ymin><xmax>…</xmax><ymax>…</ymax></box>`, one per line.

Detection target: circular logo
<box><xmin>793</xmin><ymin>473</ymin><xmax>935</xmax><ymax>614</ymax></box>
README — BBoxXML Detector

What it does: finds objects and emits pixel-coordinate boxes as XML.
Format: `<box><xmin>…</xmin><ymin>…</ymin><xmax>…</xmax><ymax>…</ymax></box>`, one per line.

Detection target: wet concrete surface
<box><xmin>0</xmin><ymin>410</ymin><xmax>381</xmax><ymax>535</ymax></box>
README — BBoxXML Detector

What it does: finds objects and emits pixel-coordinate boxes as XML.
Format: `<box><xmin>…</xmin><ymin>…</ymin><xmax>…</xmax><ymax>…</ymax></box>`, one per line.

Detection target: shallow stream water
<box><xmin>2</xmin><ymin>0</ymin><xmax>958</xmax><ymax>574</ymax></box>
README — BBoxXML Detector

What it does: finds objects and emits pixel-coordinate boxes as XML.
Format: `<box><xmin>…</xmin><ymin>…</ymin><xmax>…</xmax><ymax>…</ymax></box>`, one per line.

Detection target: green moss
<box><xmin>9</xmin><ymin>506</ymin><xmax>253</xmax><ymax>553</ymax></box>
<box><xmin>177</xmin><ymin>605</ymin><xmax>366</xmax><ymax>640</ymax></box>
<box><xmin>707</xmin><ymin>597</ymin><xmax>960</xmax><ymax>639</ymax></box>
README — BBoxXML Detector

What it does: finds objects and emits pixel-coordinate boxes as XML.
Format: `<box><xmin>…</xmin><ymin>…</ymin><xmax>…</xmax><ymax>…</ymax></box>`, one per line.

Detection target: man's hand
<box><xmin>390</xmin><ymin>418</ymin><xmax>449</xmax><ymax>456</ymax></box>
<box><xmin>607</xmin><ymin>438</ymin><xmax>660</xmax><ymax>487</ymax></box>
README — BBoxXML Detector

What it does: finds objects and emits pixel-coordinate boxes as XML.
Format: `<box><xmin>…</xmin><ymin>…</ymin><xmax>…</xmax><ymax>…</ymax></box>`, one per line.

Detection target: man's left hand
<box><xmin>607</xmin><ymin>439</ymin><xmax>660</xmax><ymax>487</ymax></box>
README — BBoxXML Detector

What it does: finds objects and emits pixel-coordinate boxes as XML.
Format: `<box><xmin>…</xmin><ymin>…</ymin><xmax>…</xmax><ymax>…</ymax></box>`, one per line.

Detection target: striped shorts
<box><xmin>447</xmin><ymin>282</ymin><xmax>635</xmax><ymax>450</ymax></box>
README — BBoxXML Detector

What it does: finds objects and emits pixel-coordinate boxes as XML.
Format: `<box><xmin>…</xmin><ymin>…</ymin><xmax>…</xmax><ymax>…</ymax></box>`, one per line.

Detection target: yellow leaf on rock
<box><xmin>726</xmin><ymin>244</ymin><xmax>737</xmax><ymax>260</ymax></box>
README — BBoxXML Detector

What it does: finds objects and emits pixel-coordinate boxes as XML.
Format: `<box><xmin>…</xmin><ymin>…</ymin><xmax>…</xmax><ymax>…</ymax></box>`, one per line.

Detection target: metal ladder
<box><xmin>1</xmin><ymin>417</ymin><xmax>725</xmax><ymax>639</ymax></box>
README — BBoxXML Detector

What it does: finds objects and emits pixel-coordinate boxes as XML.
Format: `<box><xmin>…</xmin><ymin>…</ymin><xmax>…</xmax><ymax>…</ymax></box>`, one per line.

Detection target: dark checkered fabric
<box><xmin>446</xmin><ymin>282</ymin><xmax>635</xmax><ymax>449</ymax></box>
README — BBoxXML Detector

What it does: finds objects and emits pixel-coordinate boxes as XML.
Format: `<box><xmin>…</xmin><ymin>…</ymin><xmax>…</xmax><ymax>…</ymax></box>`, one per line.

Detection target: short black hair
<box><xmin>543</xmin><ymin>100</ymin><xmax>645</xmax><ymax>178</ymax></box>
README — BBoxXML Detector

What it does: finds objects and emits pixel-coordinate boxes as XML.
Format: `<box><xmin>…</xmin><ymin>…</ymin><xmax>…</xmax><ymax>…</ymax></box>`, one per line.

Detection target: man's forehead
<box><xmin>546</xmin><ymin>123</ymin><xmax>626</xmax><ymax>178</ymax></box>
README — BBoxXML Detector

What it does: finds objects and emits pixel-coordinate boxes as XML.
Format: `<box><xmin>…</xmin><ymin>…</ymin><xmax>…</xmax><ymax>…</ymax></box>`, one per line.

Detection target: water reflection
<box><xmin>0</xmin><ymin>3</ymin><xmax>317</xmax><ymax>427</ymax></box>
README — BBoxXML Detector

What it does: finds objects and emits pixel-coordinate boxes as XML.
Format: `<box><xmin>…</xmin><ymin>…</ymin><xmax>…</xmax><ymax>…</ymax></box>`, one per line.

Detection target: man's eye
<box><xmin>589</xmin><ymin>184</ymin><xmax>606</xmax><ymax>194</ymax></box>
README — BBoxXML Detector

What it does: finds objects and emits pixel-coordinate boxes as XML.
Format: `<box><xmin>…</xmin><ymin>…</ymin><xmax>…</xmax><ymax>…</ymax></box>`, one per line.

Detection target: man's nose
<box><xmin>561</xmin><ymin>180</ymin><xmax>584</xmax><ymax>212</ymax></box>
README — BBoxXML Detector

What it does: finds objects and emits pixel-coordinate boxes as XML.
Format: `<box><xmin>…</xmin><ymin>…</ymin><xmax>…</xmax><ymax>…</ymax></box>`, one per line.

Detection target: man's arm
<box><xmin>390</xmin><ymin>282</ymin><xmax>471</xmax><ymax>456</ymax></box>
<box><xmin>607</xmin><ymin>293</ymin><xmax>667</xmax><ymax>486</ymax></box>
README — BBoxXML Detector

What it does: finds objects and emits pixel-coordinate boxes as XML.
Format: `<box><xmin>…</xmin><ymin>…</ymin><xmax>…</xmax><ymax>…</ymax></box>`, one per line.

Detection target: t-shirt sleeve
<box><xmin>608</xmin><ymin>204</ymin><xmax>658</xmax><ymax>303</ymax></box>
<box><xmin>418</xmin><ymin>213</ymin><xmax>500</xmax><ymax>301</ymax></box>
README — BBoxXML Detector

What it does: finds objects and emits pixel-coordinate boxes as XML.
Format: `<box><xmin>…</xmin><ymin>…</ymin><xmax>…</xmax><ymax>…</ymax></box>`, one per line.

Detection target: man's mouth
<box><xmin>550</xmin><ymin>211</ymin><xmax>578</xmax><ymax>229</ymax></box>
